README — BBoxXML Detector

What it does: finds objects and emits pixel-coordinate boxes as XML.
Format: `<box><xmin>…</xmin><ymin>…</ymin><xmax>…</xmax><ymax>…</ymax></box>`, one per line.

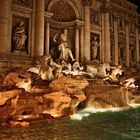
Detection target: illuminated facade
<box><xmin>0</xmin><ymin>0</ymin><xmax>139</xmax><ymax>71</ymax></box>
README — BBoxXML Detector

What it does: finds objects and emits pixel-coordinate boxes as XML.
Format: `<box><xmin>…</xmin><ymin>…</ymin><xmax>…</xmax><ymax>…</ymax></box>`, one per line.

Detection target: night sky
<box><xmin>128</xmin><ymin>0</ymin><xmax>140</xmax><ymax>13</ymax></box>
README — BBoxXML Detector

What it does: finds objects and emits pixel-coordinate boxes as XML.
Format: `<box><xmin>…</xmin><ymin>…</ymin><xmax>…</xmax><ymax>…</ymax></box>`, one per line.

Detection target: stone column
<box><xmin>80</xmin><ymin>25</ymin><xmax>84</xmax><ymax>63</ymax></box>
<box><xmin>75</xmin><ymin>20</ymin><xmax>84</xmax><ymax>61</ymax></box>
<box><xmin>103</xmin><ymin>0</ymin><xmax>111</xmax><ymax>63</ymax></box>
<box><xmin>45</xmin><ymin>12</ymin><xmax>53</xmax><ymax>55</ymax></box>
<box><xmin>101</xmin><ymin>13</ymin><xmax>105</xmax><ymax>63</ymax></box>
<box><xmin>0</xmin><ymin>0</ymin><xmax>11</xmax><ymax>52</ymax></box>
<box><xmin>35</xmin><ymin>0</ymin><xmax>45</xmax><ymax>57</ymax></box>
<box><xmin>136</xmin><ymin>24</ymin><xmax>139</xmax><ymax>64</ymax></box>
<box><xmin>75</xmin><ymin>20</ymin><xmax>84</xmax><ymax>63</ymax></box>
<box><xmin>125</xmin><ymin>21</ymin><xmax>130</xmax><ymax>67</ymax></box>
<box><xmin>45</xmin><ymin>21</ymin><xmax>49</xmax><ymax>55</ymax></box>
<box><xmin>83</xmin><ymin>0</ymin><xmax>91</xmax><ymax>63</ymax></box>
<box><xmin>75</xmin><ymin>26</ymin><xmax>80</xmax><ymax>61</ymax></box>
<box><xmin>114</xmin><ymin>16</ymin><xmax>119</xmax><ymax>65</ymax></box>
<box><xmin>30</xmin><ymin>1</ymin><xmax>36</xmax><ymax>57</ymax></box>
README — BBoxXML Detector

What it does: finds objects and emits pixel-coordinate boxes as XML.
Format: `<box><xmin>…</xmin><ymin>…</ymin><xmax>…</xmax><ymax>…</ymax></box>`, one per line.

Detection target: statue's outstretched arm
<box><xmin>53</xmin><ymin>33</ymin><xmax>59</xmax><ymax>43</ymax></box>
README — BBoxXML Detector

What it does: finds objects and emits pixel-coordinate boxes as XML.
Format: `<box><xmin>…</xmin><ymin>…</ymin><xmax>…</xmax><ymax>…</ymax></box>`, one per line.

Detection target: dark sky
<box><xmin>128</xmin><ymin>0</ymin><xmax>140</xmax><ymax>13</ymax></box>
<box><xmin>128</xmin><ymin>0</ymin><xmax>140</xmax><ymax>6</ymax></box>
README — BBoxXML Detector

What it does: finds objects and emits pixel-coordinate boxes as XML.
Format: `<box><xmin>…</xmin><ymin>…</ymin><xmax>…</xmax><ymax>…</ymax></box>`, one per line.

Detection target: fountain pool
<box><xmin>0</xmin><ymin>106</ymin><xmax>140</xmax><ymax>140</ymax></box>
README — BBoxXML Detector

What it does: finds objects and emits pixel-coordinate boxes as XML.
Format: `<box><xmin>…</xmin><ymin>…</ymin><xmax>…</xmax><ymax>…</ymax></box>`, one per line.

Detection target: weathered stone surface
<box><xmin>43</xmin><ymin>91</ymin><xmax>71</xmax><ymax>117</ymax></box>
<box><xmin>2</xmin><ymin>72</ymin><xmax>31</xmax><ymax>91</ymax></box>
<box><xmin>70</xmin><ymin>91</ymin><xmax>86</xmax><ymax>113</ymax></box>
<box><xmin>0</xmin><ymin>89</ymin><xmax>23</xmax><ymax>105</ymax></box>
<box><xmin>0</xmin><ymin>72</ymin><xmax>137</xmax><ymax>126</ymax></box>
<box><xmin>10</xmin><ymin>121</ymin><xmax>29</xmax><ymax>127</ymax></box>
<box><xmin>120</xmin><ymin>74</ymin><xmax>140</xmax><ymax>104</ymax></box>
<box><xmin>11</xmin><ymin>92</ymin><xmax>43</xmax><ymax>116</ymax></box>
<box><xmin>0</xmin><ymin>100</ymin><xmax>15</xmax><ymax>120</ymax></box>
<box><xmin>30</xmin><ymin>86</ymin><xmax>51</xmax><ymax>95</ymax></box>
<box><xmin>85</xmin><ymin>81</ymin><xmax>128</xmax><ymax>108</ymax></box>
<box><xmin>0</xmin><ymin>75</ymin><xmax>88</xmax><ymax>123</ymax></box>
<box><xmin>49</xmin><ymin>76</ymin><xmax>89</xmax><ymax>94</ymax></box>
<box><xmin>48</xmin><ymin>76</ymin><xmax>88</xmax><ymax>116</ymax></box>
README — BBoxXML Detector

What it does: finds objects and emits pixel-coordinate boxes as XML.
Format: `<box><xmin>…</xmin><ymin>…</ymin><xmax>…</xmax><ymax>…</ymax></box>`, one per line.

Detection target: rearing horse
<box><xmin>86</xmin><ymin>63</ymin><xmax>111</xmax><ymax>78</ymax></box>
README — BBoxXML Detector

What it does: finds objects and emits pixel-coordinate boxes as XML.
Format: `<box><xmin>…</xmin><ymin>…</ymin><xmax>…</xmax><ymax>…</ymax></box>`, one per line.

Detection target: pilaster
<box><xmin>114</xmin><ymin>16</ymin><xmax>119</xmax><ymax>65</ymax></box>
<box><xmin>103</xmin><ymin>0</ymin><xmax>111</xmax><ymax>63</ymax></box>
<box><xmin>45</xmin><ymin>12</ymin><xmax>53</xmax><ymax>55</ymax></box>
<box><xmin>125</xmin><ymin>19</ymin><xmax>130</xmax><ymax>67</ymax></box>
<box><xmin>75</xmin><ymin>26</ymin><xmax>80</xmax><ymax>61</ymax></box>
<box><xmin>136</xmin><ymin>23</ymin><xmax>140</xmax><ymax>65</ymax></box>
<box><xmin>75</xmin><ymin>20</ymin><xmax>84</xmax><ymax>62</ymax></box>
<box><xmin>83</xmin><ymin>0</ymin><xmax>91</xmax><ymax>63</ymax></box>
<box><xmin>0</xmin><ymin>0</ymin><xmax>11</xmax><ymax>52</ymax></box>
<box><xmin>35</xmin><ymin>0</ymin><xmax>45</xmax><ymax>57</ymax></box>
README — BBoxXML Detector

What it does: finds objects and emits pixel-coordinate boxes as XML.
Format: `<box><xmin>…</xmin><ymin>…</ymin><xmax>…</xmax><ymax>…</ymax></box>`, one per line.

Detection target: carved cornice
<box><xmin>12</xmin><ymin>4</ymin><xmax>32</xmax><ymax>14</ymax></box>
<box><xmin>45</xmin><ymin>11</ymin><xmax>54</xmax><ymax>18</ymax></box>
<box><xmin>92</xmin><ymin>0</ymin><xmax>111</xmax><ymax>15</ymax></box>
<box><xmin>49</xmin><ymin>19</ymin><xmax>84</xmax><ymax>29</ymax></box>
<box><xmin>111</xmin><ymin>2</ymin><xmax>139</xmax><ymax>17</ymax></box>
<box><xmin>75</xmin><ymin>20</ymin><xmax>84</xmax><ymax>30</ymax></box>
<box><xmin>12</xmin><ymin>0</ymin><xmax>32</xmax><ymax>8</ymax></box>
<box><xmin>50</xmin><ymin>19</ymin><xmax>76</xmax><ymax>28</ymax></box>
<box><xmin>45</xmin><ymin>11</ymin><xmax>54</xmax><ymax>22</ymax></box>
<box><xmin>100</xmin><ymin>4</ymin><xmax>111</xmax><ymax>13</ymax></box>
<box><xmin>13</xmin><ymin>0</ymin><xmax>28</xmax><ymax>3</ymax></box>
<box><xmin>90</xmin><ymin>8</ymin><xmax>101</xmax><ymax>26</ymax></box>
<box><xmin>83</xmin><ymin>0</ymin><xmax>92</xmax><ymax>6</ymax></box>
<box><xmin>75</xmin><ymin>20</ymin><xmax>84</xmax><ymax>26</ymax></box>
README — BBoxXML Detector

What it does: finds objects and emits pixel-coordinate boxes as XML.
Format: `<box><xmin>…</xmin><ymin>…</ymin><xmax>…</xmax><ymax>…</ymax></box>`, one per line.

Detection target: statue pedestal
<box><xmin>13</xmin><ymin>50</ymin><xmax>27</xmax><ymax>55</ymax></box>
<box><xmin>90</xmin><ymin>58</ymin><xmax>100</xmax><ymax>65</ymax></box>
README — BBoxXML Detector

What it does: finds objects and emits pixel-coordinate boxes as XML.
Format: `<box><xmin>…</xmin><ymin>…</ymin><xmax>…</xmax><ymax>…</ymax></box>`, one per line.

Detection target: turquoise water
<box><xmin>0</xmin><ymin>107</ymin><xmax>140</xmax><ymax>140</ymax></box>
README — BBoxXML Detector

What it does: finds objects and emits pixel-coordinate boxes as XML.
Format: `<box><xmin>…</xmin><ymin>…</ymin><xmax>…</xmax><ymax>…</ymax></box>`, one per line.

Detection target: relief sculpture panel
<box><xmin>90</xmin><ymin>8</ymin><xmax>101</xmax><ymax>26</ymax></box>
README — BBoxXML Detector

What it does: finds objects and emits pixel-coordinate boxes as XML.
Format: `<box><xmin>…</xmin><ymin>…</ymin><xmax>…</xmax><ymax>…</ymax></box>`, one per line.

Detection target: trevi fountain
<box><xmin>0</xmin><ymin>34</ymin><xmax>140</xmax><ymax>140</ymax></box>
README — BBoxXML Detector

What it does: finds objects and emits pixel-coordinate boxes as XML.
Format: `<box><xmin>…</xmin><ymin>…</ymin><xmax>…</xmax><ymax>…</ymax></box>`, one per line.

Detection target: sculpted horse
<box><xmin>109</xmin><ymin>65</ymin><xmax>124</xmax><ymax>81</ymax></box>
<box><xmin>104</xmin><ymin>65</ymin><xmax>124</xmax><ymax>82</ymax></box>
<box><xmin>86</xmin><ymin>63</ymin><xmax>111</xmax><ymax>78</ymax></box>
<box><xmin>28</xmin><ymin>55</ymin><xmax>62</xmax><ymax>80</ymax></box>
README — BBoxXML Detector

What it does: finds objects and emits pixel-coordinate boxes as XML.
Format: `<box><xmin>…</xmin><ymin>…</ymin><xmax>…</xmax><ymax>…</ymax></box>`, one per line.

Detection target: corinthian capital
<box><xmin>100</xmin><ymin>3</ymin><xmax>111</xmax><ymax>13</ymax></box>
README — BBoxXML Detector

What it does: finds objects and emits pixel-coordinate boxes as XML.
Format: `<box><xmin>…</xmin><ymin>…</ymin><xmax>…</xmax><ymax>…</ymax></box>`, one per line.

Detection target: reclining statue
<box><xmin>58</xmin><ymin>42</ymin><xmax>75</xmax><ymax>63</ymax></box>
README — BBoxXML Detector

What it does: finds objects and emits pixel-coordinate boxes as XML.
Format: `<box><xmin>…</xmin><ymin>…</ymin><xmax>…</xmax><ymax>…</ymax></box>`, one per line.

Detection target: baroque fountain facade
<box><xmin>0</xmin><ymin>0</ymin><xmax>140</xmax><ymax>127</ymax></box>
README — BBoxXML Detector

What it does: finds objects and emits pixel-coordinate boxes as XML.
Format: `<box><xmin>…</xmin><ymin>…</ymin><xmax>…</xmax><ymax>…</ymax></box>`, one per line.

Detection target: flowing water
<box><xmin>1</xmin><ymin>106</ymin><xmax>140</xmax><ymax>140</ymax></box>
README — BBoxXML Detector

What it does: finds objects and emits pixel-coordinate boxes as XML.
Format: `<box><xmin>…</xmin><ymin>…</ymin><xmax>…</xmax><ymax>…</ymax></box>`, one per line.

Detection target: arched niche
<box><xmin>47</xmin><ymin>0</ymin><xmax>80</xmax><ymax>20</ymax></box>
<box><xmin>46</xmin><ymin>0</ymin><xmax>81</xmax><ymax>59</ymax></box>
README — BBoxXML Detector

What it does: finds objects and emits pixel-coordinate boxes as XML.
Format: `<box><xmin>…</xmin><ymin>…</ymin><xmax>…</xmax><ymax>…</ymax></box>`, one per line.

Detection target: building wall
<box><xmin>0</xmin><ymin>0</ymin><xmax>139</xmax><ymax>72</ymax></box>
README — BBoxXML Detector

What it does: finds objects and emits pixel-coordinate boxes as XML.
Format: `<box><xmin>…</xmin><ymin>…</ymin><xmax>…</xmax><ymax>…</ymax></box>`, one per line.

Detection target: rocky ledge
<box><xmin>0</xmin><ymin>73</ymin><xmax>88</xmax><ymax>127</ymax></box>
<box><xmin>0</xmin><ymin>70</ymin><xmax>139</xmax><ymax>127</ymax></box>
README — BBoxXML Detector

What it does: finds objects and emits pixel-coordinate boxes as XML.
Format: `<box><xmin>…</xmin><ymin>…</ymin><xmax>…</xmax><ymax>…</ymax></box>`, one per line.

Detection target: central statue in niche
<box><xmin>28</xmin><ymin>28</ymin><xmax>83</xmax><ymax>81</ymax></box>
<box><xmin>52</xmin><ymin>28</ymin><xmax>75</xmax><ymax>63</ymax></box>
<box><xmin>53</xmin><ymin>28</ymin><xmax>68</xmax><ymax>44</ymax></box>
